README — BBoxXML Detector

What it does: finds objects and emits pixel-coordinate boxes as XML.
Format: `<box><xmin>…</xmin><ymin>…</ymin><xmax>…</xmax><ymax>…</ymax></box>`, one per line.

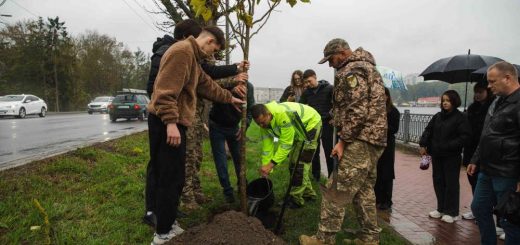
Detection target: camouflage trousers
<box><xmin>180</xmin><ymin>115</ymin><xmax>206</xmax><ymax>207</ymax></box>
<box><xmin>287</xmin><ymin>122</ymin><xmax>321</xmax><ymax>206</ymax></box>
<box><xmin>316</xmin><ymin>139</ymin><xmax>384</xmax><ymax>244</ymax></box>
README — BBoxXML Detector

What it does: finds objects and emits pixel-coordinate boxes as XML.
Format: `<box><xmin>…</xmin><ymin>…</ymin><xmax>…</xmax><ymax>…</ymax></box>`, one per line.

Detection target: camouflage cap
<box><xmin>318</xmin><ymin>38</ymin><xmax>350</xmax><ymax>64</ymax></box>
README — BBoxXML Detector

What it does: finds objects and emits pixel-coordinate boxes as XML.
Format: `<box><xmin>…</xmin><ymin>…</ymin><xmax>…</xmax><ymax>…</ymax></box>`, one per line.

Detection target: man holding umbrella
<box><xmin>300</xmin><ymin>38</ymin><xmax>387</xmax><ymax>245</ymax></box>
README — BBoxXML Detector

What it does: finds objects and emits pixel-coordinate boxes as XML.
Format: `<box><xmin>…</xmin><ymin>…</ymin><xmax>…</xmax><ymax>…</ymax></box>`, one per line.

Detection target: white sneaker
<box><xmin>462</xmin><ymin>211</ymin><xmax>475</xmax><ymax>220</ymax></box>
<box><xmin>499</xmin><ymin>233</ymin><xmax>505</xmax><ymax>240</ymax></box>
<box><xmin>151</xmin><ymin>220</ymin><xmax>185</xmax><ymax>245</ymax></box>
<box><xmin>151</xmin><ymin>228</ymin><xmax>178</xmax><ymax>245</ymax></box>
<box><xmin>429</xmin><ymin>210</ymin><xmax>444</xmax><ymax>218</ymax></box>
<box><xmin>440</xmin><ymin>214</ymin><xmax>460</xmax><ymax>223</ymax></box>
<box><xmin>172</xmin><ymin>220</ymin><xmax>184</xmax><ymax>235</ymax></box>
<box><xmin>496</xmin><ymin>227</ymin><xmax>505</xmax><ymax>236</ymax></box>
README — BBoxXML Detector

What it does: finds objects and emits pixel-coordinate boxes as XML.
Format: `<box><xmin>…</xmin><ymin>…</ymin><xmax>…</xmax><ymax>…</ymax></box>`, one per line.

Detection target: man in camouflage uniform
<box><xmin>181</xmin><ymin>63</ymin><xmax>249</xmax><ymax>210</ymax></box>
<box><xmin>300</xmin><ymin>38</ymin><xmax>387</xmax><ymax>245</ymax></box>
<box><xmin>181</xmin><ymin>101</ymin><xmax>208</xmax><ymax>210</ymax></box>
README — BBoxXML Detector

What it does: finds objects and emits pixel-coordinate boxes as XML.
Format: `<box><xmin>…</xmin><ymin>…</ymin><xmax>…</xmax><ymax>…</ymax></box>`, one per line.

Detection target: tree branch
<box><xmin>173</xmin><ymin>0</ymin><xmax>195</xmax><ymax>19</ymax></box>
<box><xmin>159</xmin><ymin>0</ymin><xmax>184</xmax><ymax>23</ymax></box>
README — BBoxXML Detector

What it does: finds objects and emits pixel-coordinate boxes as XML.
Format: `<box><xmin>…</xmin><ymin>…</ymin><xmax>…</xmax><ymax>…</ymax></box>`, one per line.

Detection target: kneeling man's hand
<box><xmin>259</xmin><ymin>162</ymin><xmax>274</xmax><ymax>177</ymax></box>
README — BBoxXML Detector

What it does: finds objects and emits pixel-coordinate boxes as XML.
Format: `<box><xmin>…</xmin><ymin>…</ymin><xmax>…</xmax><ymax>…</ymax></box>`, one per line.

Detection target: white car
<box><xmin>87</xmin><ymin>96</ymin><xmax>114</xmax><ymax>114</ymax></box>
<box><xmin>0</xmin><ymin>94</ymin><xmax>47</xmax><ymax>118</ymax></box>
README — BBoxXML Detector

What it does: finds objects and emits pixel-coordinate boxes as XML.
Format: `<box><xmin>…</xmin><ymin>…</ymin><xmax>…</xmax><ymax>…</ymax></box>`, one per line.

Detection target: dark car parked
<box><xmin>108</xmin><ymin>89</ymin><xmax>149</xmax><ymax>122</ymax></box>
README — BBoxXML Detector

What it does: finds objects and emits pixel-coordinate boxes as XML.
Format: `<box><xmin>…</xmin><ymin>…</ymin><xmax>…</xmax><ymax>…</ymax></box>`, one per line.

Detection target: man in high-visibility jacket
<box><xmin>250</xmin><ymin>101</ymin><xmax>322</xmax><ymax>208</ymax></box>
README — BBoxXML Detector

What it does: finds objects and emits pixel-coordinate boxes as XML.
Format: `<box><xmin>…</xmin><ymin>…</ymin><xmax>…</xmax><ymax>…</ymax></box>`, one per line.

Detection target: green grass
<box><xmin>0</xmin><ymin>132</ymin><xmax>407</xmax><ymax>244</ymax></box>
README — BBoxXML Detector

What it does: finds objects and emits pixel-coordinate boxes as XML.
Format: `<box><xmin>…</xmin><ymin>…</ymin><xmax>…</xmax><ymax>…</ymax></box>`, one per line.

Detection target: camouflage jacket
<box><xmin>332</xmin><ymin>47</ymin><xmax>387</xmax><ymax>146</ymax></box>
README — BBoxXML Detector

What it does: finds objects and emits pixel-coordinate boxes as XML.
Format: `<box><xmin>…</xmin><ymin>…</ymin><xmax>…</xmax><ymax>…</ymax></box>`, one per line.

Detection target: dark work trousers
<box><xmin>375</xmin><ymin>178</ymin><xmax>393</xmax><ymax>206</ymax></box>
<box><xmin>146</xmin><ymin>114</ymin><xmax>187</xmax><ymax>234</ymax></box>
<box><xmin>432</xmin><ymin>155</ymin><xmax>461</xmax><ymax>216</ymax></box>
<box><xmin>311</xmin><ymin>122</ymin><xmax>334</xmax><ymax>180</ymax></box>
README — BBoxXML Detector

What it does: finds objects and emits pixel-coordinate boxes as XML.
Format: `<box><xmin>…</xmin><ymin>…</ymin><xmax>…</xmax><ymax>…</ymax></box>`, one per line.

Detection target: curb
<box><xmin>0</xmin><ymin>129</ymin><xmax>147</xmax><ymax>172</ymax></box>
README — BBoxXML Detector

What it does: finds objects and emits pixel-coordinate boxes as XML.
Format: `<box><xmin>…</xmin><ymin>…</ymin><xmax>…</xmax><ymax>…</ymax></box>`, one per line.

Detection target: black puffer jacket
<box><xmin>471</xmin><ymin>89</ymin><xmax>520</xmax><ymax>180</ymax></box>
<box><xmin>299</xmin><ymin>80</ymin><xmax>333</xmax><ymax>121</ymax></box>
<box><xmin>420</xmin><ymin>109</ymin><xmax>471</xmax><ymax>157</ymax></box>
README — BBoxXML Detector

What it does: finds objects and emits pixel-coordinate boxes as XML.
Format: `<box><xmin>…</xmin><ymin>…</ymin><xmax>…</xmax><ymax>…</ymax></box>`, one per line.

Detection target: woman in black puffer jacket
<box><xmin>419</xmin><ymin>90</ymin><xmax>471</xmax><ymax>223</ymax></box>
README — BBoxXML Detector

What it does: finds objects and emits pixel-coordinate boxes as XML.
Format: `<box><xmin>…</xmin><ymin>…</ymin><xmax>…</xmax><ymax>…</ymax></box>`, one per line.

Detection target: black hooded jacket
<box><xmin>146</xmin><ymin>35</ymin><xmax>176</xmax><ymax>96</ymax></box>
<box><xmin>299</xmin><ymin>80</ymin><xmax>333</xmax><ymax>120</ymax></box>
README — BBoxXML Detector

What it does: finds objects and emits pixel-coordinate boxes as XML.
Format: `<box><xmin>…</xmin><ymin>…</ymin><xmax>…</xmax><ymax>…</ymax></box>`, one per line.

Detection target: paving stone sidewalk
<box><xmin>378</xmin><ymin>149</ymin><xmax>505</xmax><ymax>245</ymax></box>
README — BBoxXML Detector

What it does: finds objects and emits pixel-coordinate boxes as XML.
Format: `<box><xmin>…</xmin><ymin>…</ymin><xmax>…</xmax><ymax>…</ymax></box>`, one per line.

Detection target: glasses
<box><xmin>303</xmin><ymin>79</ymin><xmax>312</xmax><ymax>84</ymax></box>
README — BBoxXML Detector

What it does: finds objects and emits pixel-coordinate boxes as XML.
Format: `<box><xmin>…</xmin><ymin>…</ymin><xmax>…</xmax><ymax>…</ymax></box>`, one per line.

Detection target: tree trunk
<box><xmin>239</xmin><ymin>22</ymin><xmax>251</xmax><ymax>215</ymax></box>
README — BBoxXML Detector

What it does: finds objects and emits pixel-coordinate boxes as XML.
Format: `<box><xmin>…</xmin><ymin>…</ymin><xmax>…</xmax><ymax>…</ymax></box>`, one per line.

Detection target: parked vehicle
<box><xmin>108</xmin><ymin>89</ymin><xmax>149</xmax><ymax>122</ymax></box>
<box><xmin>0</xmin><ymin>94</ymin><xmax>47</xmax><ymax>118</ymax></box>
<box><xmin>87</xmin><ymin>96</ymin><xmax>114</xmax><ymax>114</ymax></box>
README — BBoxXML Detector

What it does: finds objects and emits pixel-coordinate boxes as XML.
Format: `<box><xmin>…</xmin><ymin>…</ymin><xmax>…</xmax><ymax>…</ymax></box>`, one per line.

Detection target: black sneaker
<box><xmin>142</xmin><ymin>213</ymin><xmax>156</xmax><ymax>227</ymax></box>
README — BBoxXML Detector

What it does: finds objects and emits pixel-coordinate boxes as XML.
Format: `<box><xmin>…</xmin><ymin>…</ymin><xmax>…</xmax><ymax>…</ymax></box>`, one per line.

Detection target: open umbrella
<box><xmin>419</xmin><ymin>50</ymin><xmax>503</xmax><ymax>108</ymax></box>
<box><xmin>471</xmin><ymin>64</ymin><xmax>520</xmax><ymax>83</ymax></box>
<box><xmin>376</xmin><ymin>66</ymin><xmax>407</xmax><ymax>91</ymax></box>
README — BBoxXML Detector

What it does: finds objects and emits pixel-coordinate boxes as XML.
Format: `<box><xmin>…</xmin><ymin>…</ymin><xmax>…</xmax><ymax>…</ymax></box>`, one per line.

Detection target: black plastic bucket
<box><xmin>247</xmin><ymin>178</ymin><xmax>274</xmax><ymax>216</ymax></box>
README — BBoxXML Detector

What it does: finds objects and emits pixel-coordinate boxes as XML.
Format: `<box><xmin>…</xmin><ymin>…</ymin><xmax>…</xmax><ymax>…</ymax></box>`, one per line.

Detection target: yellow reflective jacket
<box><xmin>247</xmin><ymin>101</ymin><xmax>321</xmax><ymax>166</ymax></box>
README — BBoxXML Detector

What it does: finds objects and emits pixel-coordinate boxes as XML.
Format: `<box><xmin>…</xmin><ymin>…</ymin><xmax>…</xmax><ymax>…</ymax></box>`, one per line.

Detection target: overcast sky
<box><xmin>2</xmin><ymin>0</ymin><xmax>520</xmax><ymax>88</ymax></box>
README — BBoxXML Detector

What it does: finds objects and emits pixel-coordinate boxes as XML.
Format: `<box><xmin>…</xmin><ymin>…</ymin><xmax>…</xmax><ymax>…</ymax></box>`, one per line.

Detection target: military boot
<box><xmin>299</xmin><ymin>235</ymin><xmax>325</xmax><ymax>245</ymax></box>
<box><xmin>195</xmin><ymin>193</ymin><xmax>211</xmax><ymax>204</ymax></box>
<box><xmin>343</xmin><ymin>238</ymin><xmax>379</xmax><ymax>245</ymax></box>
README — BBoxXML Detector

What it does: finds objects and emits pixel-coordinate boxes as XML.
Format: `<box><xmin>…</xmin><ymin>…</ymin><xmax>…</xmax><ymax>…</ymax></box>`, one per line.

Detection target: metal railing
<box><xmin>397</xmin><ymin>110</ymin><xmax>433</xmax><ymax>144</ymax></box>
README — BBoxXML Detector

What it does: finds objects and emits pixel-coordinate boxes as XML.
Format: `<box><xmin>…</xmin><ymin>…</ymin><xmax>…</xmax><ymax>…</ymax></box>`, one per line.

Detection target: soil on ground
<box><xmin>168</xmin><ymin>210</ymin><xmax>286</xmax><ymax>245</ymax></box>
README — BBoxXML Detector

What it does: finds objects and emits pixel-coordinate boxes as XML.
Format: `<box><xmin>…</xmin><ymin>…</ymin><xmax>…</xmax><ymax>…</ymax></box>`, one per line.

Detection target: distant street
<box><xmin>0</xmin><ymin>113</ymin><xmax>148</xmax><ymax>170</ymax></box>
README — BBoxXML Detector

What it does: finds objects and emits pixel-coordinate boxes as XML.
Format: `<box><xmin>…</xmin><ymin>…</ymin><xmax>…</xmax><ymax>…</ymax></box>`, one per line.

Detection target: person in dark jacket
<box><xmin>209</xmin><ymin>81</ymin><xmax>254</xmax><ymax>202</ymax></box>
<box><xmin>375</xmin><ymin>88</ymin><xmax>400</xmax><ymax>210</ymax></box>
<box><xmin>300</xmin><ymin>69</ymin><xmax>334</xmax><ymax>181</ymax></box>
<box><xmin>468</xmin><ymin>61</ymin><xmax>520</xmax><ymax>244</ymax></box>
<box><xmin>280</xmin><ymin>70</ymin><xmax>304</xmax><ymax>102</ymax></box>
<box><xmin>461</xmin><ymin>82</ymin><xmax>495</xmax><ymax>220</ymax></box>
<box><xmin>420</xmin><ymin>90</ymin><xmax>471</xmax><ymax>223</ymax></box>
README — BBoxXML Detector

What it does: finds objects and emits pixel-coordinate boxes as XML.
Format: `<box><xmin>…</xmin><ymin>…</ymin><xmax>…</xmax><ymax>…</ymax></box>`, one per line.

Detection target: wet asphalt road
<box><xmin>0</xmin><ymin>113</ymin><xmax>148</xmax><ymax>170</ymax></box>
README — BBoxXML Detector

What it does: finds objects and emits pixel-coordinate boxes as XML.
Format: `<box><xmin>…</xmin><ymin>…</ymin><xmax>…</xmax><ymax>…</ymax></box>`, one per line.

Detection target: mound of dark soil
<box><xmin>168</xmin><ymin>210</ymin><xmax>286</xmax><ymax>245</ymax></box>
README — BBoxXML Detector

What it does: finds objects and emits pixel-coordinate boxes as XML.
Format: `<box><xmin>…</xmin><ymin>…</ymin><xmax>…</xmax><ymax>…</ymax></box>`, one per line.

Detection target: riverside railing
<box><xmin>396</xmin><ymin>110</ymin><xmax>433</xmax><ymax>144</ymax></box>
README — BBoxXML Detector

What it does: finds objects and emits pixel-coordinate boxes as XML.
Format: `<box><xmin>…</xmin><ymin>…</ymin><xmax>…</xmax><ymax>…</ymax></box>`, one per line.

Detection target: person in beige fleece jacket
<box><xmin>146</xmin><ymin>26</ymin><xmax>244</xmax><ymax>245</ymax></box>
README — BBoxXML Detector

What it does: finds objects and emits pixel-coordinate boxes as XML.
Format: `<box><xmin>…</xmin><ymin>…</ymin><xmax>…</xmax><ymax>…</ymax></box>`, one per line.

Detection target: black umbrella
<box><xmin>471</xmin><ymin>64</ymin><xmax>520</xmax><ymax>83</ymax></box>
<box><xmin>419</xmin><ymin>50</ymin><xmax>503</xmax><ymax>108</ymax></box>
<box><xmin>420</xmin><ymin>52</ymin><xmax>503</xmax><ymax>83</ymax></box>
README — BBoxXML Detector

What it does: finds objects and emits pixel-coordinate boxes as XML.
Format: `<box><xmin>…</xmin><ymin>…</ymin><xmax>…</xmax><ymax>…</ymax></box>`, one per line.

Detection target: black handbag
<box><xmin>494</xmin><ymin>190</ymin><xmax>520</xmax><ymax>226</ymax></box>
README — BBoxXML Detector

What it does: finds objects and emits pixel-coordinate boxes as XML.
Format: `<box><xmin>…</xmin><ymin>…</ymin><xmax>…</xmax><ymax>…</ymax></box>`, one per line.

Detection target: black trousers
<box><xmin>311</xmin><ymin>122</ymin><xmax>334</xmax><ymax>180</ymax></box>
<box><xmin>375</xmin><ymin>178</ymin><xmax>393</xmax><ymax>206</ymax></box>
<box><xmin>432</xmin><ymin>155</ymin><xmax>461</xmax><ymax>216</ymax></box>
<box><xmin>145</xmin><ymin>114</ymin><xmax>187</xmax><ymax>234</ymax></box>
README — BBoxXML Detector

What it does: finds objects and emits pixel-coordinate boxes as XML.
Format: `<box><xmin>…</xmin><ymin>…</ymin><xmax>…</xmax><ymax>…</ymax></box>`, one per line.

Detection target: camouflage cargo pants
<box><xmin>316</xmin><ymin>139</ymin><xmax>384</xmax><ymax>244</ymax></box>
<box><xmin>181</xmin><ymin>107</ymin><xmax>206</xmax><ymax>208</ymax></box>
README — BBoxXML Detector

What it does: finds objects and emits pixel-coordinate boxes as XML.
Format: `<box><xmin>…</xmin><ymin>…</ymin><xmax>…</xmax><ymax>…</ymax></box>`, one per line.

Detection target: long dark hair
<box><xmin>384</xmin><ymin>87</ymin><xmax>394</xmax><ymax>113</ymax></box>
